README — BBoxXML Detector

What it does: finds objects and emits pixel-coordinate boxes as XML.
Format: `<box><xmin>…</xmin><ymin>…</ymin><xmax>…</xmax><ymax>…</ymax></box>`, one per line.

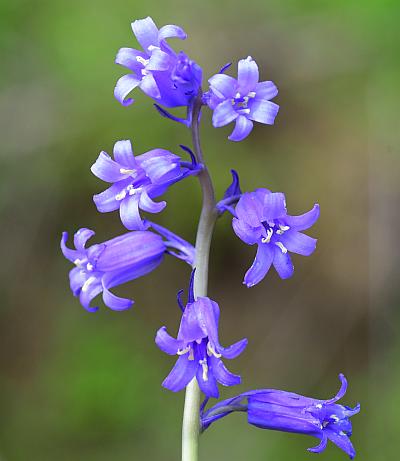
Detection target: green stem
<box><xmin>181</xmin><ymin>92</ymin><xmax>218</xmax><ymax>461</ymax></box>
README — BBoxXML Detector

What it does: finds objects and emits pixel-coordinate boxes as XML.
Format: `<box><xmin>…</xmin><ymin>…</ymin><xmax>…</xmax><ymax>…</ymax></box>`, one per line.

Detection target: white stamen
<box><xmin>199</xmin><ymin>358</ymin><xmax>208</xmax><ymax>381</ymax></box>
<box><xmin>239</xmin><ymin>108</ymin><xmax>250</xmax><ymax>115</ymax></box>
<box><xmin>147</xmin><ymin>45</ymin><xmax>159</xmax><ymax>52</ymax></box>
<box><xmin>275</xmin><ymin>242</ymin><xmax>288</xmax><ymax>254</ymax></box>
<box><xmin>115</xmin><ymin>190</ymin><xmax>127</xmax><ymax>201</ymax></box>
<box><xmin>207</xmin><ymin>341</ymin><xmax>222</xmax><ymax>358</ymax></box>
<box><xmin>136</xmin><ymin>56</ymin><xmax>149</xmax><ymax>66</ymax></box>
<box><xmin>120</xmin><ymin>168</ymin><xmax>136</xmax><ymax>175</ymax></box>
<box><xmin>261</xmin><ymin>228</ymin><xmax>274</xmax><ymax>244</ymax></box>
<box><xmin>86</xmin><ymin>263</ymin><xmax>94</xmax><ymax>271</ymax></box>
<box><xmin>279</xmin><ymin>225</ymin><xmax>290</xmax><ymax>231</ymax></box>
<box><xmin>74</xmin><ymin>258</ymin><xmax>85</xmax><ymax>267</ymax></box>
<box><xmin>81</xmin><ymin>276</ymin><xmax>97</xmax><ymax>292</ymax></box>
<box><xmin>276</xmin><ymin>230</ymin><xmax>284</xmax><ymax>235</ymax></box>
<box><xmin>188</xmin><ymin>348</ymin><xmax>194</xmax><ymax>361</ymax></box>
<box><xmin>315</xmin><ymin>403</ymin><xmax>323</xmax><ymax>409</ymax></box>
<box><xmin>177</xmin><ymin>346</ymin><xmax>190</xmax><ymax>356</ymax></box>
<box><xmin>330</xmin><ymin>415</ymin><xmax>339</xmax><ymax>422</ymax></box>
<box><xmin>235</xmin><ymin>92</ymin><xmax>241</xmax><ymax>99</ymax></box>
<box><xmin>339</xmin><ymin>431</ymin><xmax>347</xmax><ymax>436</ymax></box>
<box><xmin>248</xmin><ymin>91</ymin><xmax>256</xmax><ymax>98</ymax></box>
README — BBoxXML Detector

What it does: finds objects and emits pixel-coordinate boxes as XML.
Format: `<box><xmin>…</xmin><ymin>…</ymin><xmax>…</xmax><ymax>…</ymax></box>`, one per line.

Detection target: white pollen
<box><xmin>86</xmin><ymin>263</ymin><xmax>94</xmax><ymax>271</ymax></box>
<box><xmin>177</xmin><ymin>346</ymin><xmax>190</xmax><ymax>356</ymax></box>
<box><xmin>188</xmin><ymin>348</ymin><xmax>194</xmax><ymax>361</ymax></box>
<box><xmin>261</xmin><ymin>228</ymin><xmax>274</xmax><ymax>244</ymax></box>
<box><xmin>207</xmin><ymin>341</ymin><xmax>222</xmax><ymax>358</ymax></box>
<box><xmin>279</xmin><ymin>225</ymin><xmax>290</xmax><ymax>231</ymax></box>
<box><xmin>136</xmin><ymin>56</ymin><xmax>149</xmax><ymax>66</ymax></box>
<box><xmin>147</xmin><ymin>45</ymin><xmax>159</xmax><ymax>52</ymax></box>
<box><xmin>120</xmin><ymin>168</ymin><xmax>135</xmax><ymax>175</ymax></box>
<box><xmin>235</xmin><ymin>92</ymin><xmax>241</xmax><ymax>99</ymax></box>
<box><xmin>315</xmin><ymin>403</ymin><xmax>323</xmax><ymax>409</ymax></box>
<box><xmin>74</xmin><ymin>258</ymin><xmax>84</xmax><ymax>267</ymax></box>
<box><xmin>115</xmin><ymin>190</ymin><xmax>127</xmax><ymax>201</ymax></box>
<box><xmin>81</xmin><ymin>276</ymin><xmax>96</xmax><ymax>292</ymax></box>
<box><xmin>248</xmin><ymin>91</ymin><xmax>256</xmax><ymax>98</ymax></box>
<box><xmin>275</xmin><ymin>242</ymin><xmax>288</xmax><ymax>254</ymax></box>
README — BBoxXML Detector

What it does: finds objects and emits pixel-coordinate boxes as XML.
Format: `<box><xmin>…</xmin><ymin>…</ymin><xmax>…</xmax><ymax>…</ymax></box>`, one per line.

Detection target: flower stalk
<box><xmin>181</xmin><ymin>91</ymin><xmax>218</xmax><ymax>461</ymax></box>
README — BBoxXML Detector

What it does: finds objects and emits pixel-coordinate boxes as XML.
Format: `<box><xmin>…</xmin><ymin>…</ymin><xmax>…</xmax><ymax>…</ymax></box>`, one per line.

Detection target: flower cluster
<box><xmin>61</xmin><ymin>15</ymin><xmax>359</xmax><ymax>460</ymax></box>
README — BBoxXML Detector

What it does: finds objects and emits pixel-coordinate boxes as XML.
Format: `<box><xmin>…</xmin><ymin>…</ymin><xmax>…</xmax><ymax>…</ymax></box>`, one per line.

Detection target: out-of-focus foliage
<box><xmin>0</xmin><ymin>0</ymin><xmax>399</xmax><ymax>460</ymax></box>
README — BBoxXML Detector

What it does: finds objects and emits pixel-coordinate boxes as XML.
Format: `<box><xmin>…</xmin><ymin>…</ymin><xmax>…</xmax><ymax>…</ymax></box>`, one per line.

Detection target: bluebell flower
<box><xmin>91</xmin><ymin>140</ymin><xmax>200</xmax><ymax>231</ymax></box>
<box><xmin>115</xmin><ymin>16</ymin><xmax>202</xmax><ymax>108</ymax></box>
<box><xmin>201</xmin><ymin>374</ymin><xmax>360</xmax><ymax>459</ymax></box>
<box><xmin>155</xmin><ymin>274</ymin><xmax>247</xmax><ymax>398</ymax></box>
<box><xmin>232</xmin><ymin>188</ymin><xmax>319</xmax><ymax>285</ymax></box>
<box><xmin>204</xmin><ymin>56</ymin><xmax>279</xmax><ymax>141</ymax></box>
<box><xmin>61</xmin><ymin>226</ymin><xmax>195</xmax><ymax>312</ymax></box>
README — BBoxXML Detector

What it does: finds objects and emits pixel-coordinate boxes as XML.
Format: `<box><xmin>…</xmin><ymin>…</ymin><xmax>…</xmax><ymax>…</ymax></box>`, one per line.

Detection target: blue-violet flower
<box><xmin>201</xmin><ymin>374</ymin><xmax>360</xmax><ymax>459</ymax></box>
<box><xmin>91</xmin><ymin>140</ymin><xmax>199</xmax><ymax>231</ymax></box>
<box><xmin>61</xmin><ymin>227</ymin><xmax>194</xmax><ymax>312</ymax></box>
<box><xmin>115</xmin><ymin>16</ymin><xmax>202</xmax><ymax>107</ymax></box>
<box><xmin>232</xmin><ymin>188</ymin><xmax>319</xmax><ymax>285</ymax></box>
<box><xmin>155</xmin><ymin>276</ymin><xmax>248</xmax><ymax>398</ymax></box>
<box><xmin>204</xmin><ymin>56</ymin><xmax>279</xmax><ymax>141</ymax></box>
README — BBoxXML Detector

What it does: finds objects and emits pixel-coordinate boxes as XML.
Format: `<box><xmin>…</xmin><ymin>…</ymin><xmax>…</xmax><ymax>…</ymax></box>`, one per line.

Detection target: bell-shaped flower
<box><xmin>91</xmin><ymin>140</ymin><xmax>200</xmax><ymax>231</ymax></box>
<box><xmin>115</xmin><ymin>16</ymin><xmax>202</xmax><ymax>108</ymax></box>
<box><xmin>232</xmin><ymin>188</ymin><xmax>319</xmax><ymax>285</ymax></box>
<box><xmin>155</xmin><ymin>274</ymin><xmax>247</xmax><ymax>398</ymax></box>
<box><xmin>201</xmin><ymin>374</ymin><xmax>360</xmax><ymax>459</ymax></box>
<box><xmin>204</xmin><ymin>56</ymin><xmax>279</xmax><ymax>141</ymax></box>
<box><xmin>61</xmin><ymin>226</ymin><xmax>195</xmax><ymax>312</ymax></box>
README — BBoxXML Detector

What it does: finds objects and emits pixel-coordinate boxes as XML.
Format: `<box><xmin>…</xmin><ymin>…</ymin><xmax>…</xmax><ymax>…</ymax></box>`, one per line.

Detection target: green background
<box><xmin>1</xmin><ymin>0</ymin><xmax>399</xmax><ymax>459</ymax></box>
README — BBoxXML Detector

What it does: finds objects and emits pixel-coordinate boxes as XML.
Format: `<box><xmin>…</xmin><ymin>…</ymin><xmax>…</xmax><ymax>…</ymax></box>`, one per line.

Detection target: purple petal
<box><xmin>69</xmin><ymin>267</ymin><xmax>86</xmax><ymax>295</ymax></box>
<box><xmin>93</xmin><ymin>180</ymin><xmax>131</xmax><ymax>213</ymax></box>
<box><xmin>158</xmin><ymin>24</ymin><xmax>187</xmax><ymax>41</ymax></box>
<box><xmin>232</xmin><ymin>217</ymin><xmax>261</xmax><ymax>245</ymax></box>
<box><xmin>113</xmin><ymin>140</ymin><xmax>136</xmax><ymax>168</ymax></box>
<box><xmin>235</xmin><ymin>192</ymin><xmax>264</xmax><ymax>226</ymax></box>
<box><xmin>208</xmin><ymin>73</ymin><xmax>237</xmax><ymax>99</ymax></box>
<box><xmin>324</xmin><ymin>428</ymin><xmax>356</xmax><ymax>459</ymax></box>
<box><xmin>155</xmin><ymin>326</ymin><xmax>181</xmax><ymax>355</ymax></box>
<box><xmin>114</xmin><ymin>74</ymin><xmax>141</xmax><ymax>106</ymax></box>
<box><xmin>73</xmin><ymin>228</ymin><xmax>95</xmax><ymax>252</ymax></box>
<box><xmin>272</xmin><ymin>246</ymin><xmax>294</xmax><ymax>279</ymax></box>
<box><xmin>255</xmin><ymin>81</ymin><xmax>278</xmax><ymax>100</ymax></box>
<box><xmin>307</xmin><ymin>434</ymin><xmax>328</xmax><ymax>454</ymax></box>
<box><xmin>280</xmin><ymin>231</ymin><xmax>317</xmax><ymax>256</ymax></box>
<box><xmin>137</xmin><ymin>149</ymin><xmax>180</xmax><ymax>183</ymax></box>
<box><xmin>97</xmin><ymin>232</ymin><xmax>164</xmax><ymax>273</ymax></box>
<box><xmin>140</xmin><ymin>72</ymin><xmax>161</xmax><ymax>99</ymax></box>
<box><xmin>102</xmin><ymin>282</ymin><xmax>133</xmax><ymax>311</ymax></box>
<box><xmin>79</xmin><ymin>277</ymin><xmax>102</xmax><ymax>312</ymax></box>
<box><xmin>212</xmin><ymin>100</ymin><xmax>238</xmax><ymax>128</ymax></box>
<box><xmin>131</xmin><ymin>17</ymin><xmax>159</xmax><ymax>51</ymax></box>
<box><xmin>147</xmin><ymin>49</ymin><xmax>171</xmax><ymax>71</ymax></box>
<box><xmin>91</xmin><ymin>151</ymin><xmax>126</xmax><ymax>183</ymax></box>
<box><xmin>237</xmin><ymin>56</ymin><xmax>259</xmax><ymax>95</ymax></box>
<box><xmin>228</xmin><ymin>115</ymin><xmax>253</xmax><ymax>142</ymax></box>
<box><xmin>61</xmin><ymin>232</ymin><xmax>80</xmax><ymax>262</ymax></box>
<box><xmin>162</xmin><ymin>355</ymin><xmax>197</xmax><ymax>392</ymax></box>
<box><xmin>284</xmin><ymin>204</ymin><xmax>320</xmax><ymax>231</ymax></box>
<box><xmin>139</xmin><ymin>190</ymin><xmax>166</xmax><ymax>213</ymax></box>
<box><xmin>244</xmin><ymin>243</ymin><xmax>274</xmax><ymax>287</ymax></box>
<box><xmin>220</xmin><ymin>338</ymin><xmax>248</xmax><ymax>359</ymax></box>
<box><xmin>210</xmin><ymin>356</ymin><xmax>241</xmax><ymax>387</ymax></box>
<box><xmin>119</xmin><ymin>194</ymin><xmax>146</xmax><ymax>231</ymax></box>
<box><xmin>262</xmin><ymin>192</ymin><xmax>287</xmax><ymax>220</ymax></box>
<box><xmin>115</xmin><ymin>47</ymin><xmax>145</xmax><ymax>72</ymax></box>
<box><xmin>326</xmin><ymin>374</ymin><xmax>348</xmax><ymax>405</ymax></box>
<box><xmin>197</xmin><ymin>363</ymin><xmax>219</xmax><ymax>398</ymax></box>
<box><xmin>249</xmin><ymin>100</ymin><xmax>279</xmax><ymax>125</ymax></box>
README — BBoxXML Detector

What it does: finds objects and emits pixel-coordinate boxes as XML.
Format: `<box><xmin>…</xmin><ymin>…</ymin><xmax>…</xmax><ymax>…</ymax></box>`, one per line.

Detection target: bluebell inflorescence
<box><xmin>61</xmin><ymin>14</ymin><xmax>359</xmax><ymax>459</ymax></box>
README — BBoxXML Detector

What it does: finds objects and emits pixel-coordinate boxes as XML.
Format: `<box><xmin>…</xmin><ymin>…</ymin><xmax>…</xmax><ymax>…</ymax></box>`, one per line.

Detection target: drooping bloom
<box><xmin>155</xmin><ymin>274</ymin><xmax>247</xmax><ymax>398</ymax></box>
<box><xmin>61</xmin><ymin>226</ymin><xmax>194</xmax><ymax>312</ymax></box>
<box><xmin>232</xmin><ymin>188</ymin><xmax>319</xmax><ymax>285</ymax></box>
<box><xmin>204</xmin><ymin>56</ymin><xmax>279</xmax><ymax>141</ymax></box>
<box><xmin>201</xmin><ymin>374</ymin><xmax>360</xmax><ymax>459</ymax></box>
<box><xmin>115</xmin><ymin>16</ymin><xmax>202</xmax><ymax>107</ymax></box>
<box><xmin>91</xmin><ymin>140</ymin><xmax>200</xmax><ymax>231</ymax></box>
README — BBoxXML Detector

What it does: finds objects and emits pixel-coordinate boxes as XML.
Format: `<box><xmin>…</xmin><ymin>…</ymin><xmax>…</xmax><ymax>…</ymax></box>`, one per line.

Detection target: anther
<box><xmin>81</xmin><ymin>276</ymin><xmax>97</xmax><ymax>292</ymax></box>
<box><xmin>275</xmin><ymin>242</ymin><xmax>288</xmax><ymax>254</ymax></box>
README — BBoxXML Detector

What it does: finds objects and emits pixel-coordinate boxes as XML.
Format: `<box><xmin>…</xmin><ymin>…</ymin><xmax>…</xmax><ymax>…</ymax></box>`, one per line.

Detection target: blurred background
<box><xmin>1</xmin><ymin>0</ymin><xmax>399</xmax><ymax>459</ymax></box>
